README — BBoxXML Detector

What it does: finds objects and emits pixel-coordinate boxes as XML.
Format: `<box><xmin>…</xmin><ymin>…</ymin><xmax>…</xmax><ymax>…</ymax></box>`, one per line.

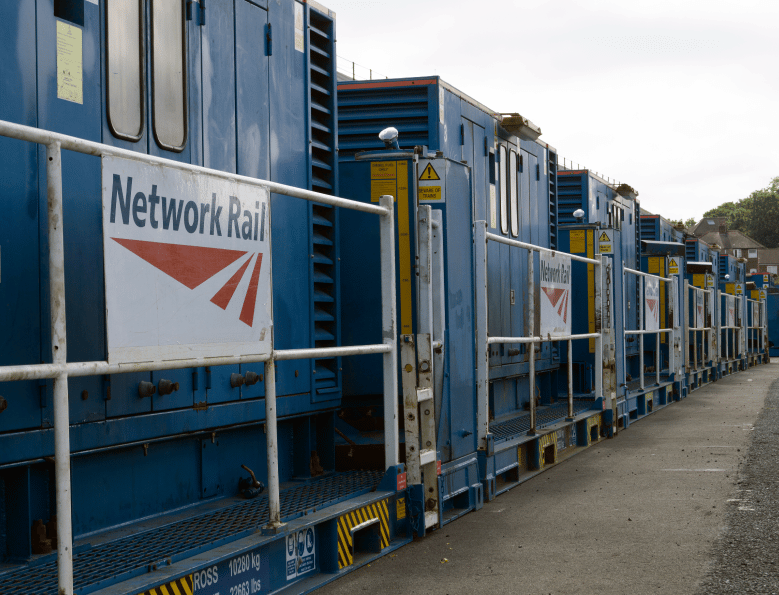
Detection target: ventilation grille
<box><xmin>548</xmin><ymin>150</ymin><xmax>558</xmax><ymax>250</ymax></box>
<box><xmin>686</xmin><ymin>240</ymin><xmax>696</xmax><ymax>263</ymax></box>
<box><xmin>640</xmin><ymin>216</ymin><xmax>658</xmax><ymax>241</ymax></box>
<box><xmin>557</xmin><ymin>173</ymin><xmax>584</xmax><ymax>224</ymax></box>
<box><xmin>338</xmin><ymin>86</ymin><xmax>430</xmax><ymax>158</ymax></box>
<box><xmin>308</xmin><ymin>8</ymin><xmax>340</xmax><ymax>397</ymax></box>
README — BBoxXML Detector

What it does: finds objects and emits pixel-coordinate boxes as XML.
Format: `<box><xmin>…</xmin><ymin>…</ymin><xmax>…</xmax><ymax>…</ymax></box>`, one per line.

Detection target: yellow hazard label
<box><xmin>419</xmin><ymin>185</ymin><xmax>442</xmax><ymax>201</ymax></box>
<box><xmin>736</xmin><ymin>284</ymin><xmax>744</xmax><ymax>295</ymax></box>
<box><xmin>337</xmin><ymin>499</ymin><xmax>390</xmax><ymax>569</ymax></box>
<box><xmin>137</xmin><ymin>575</ymin><xmax>193</xmax><ymax>595</ymax></box>
<box><xmin>759</xmin><ymin>290</ymin><xmax>766</xmax><ymax>300</ymax></box>
<box><xmin>371</xmin><ymin>162</ymin><xmax>397</xmax><ymax>203</ymax></box>
<box><xmin>397</xmin><ymin>161</ymin><xmax>412</xmax><ymax>334</ymax></box>
<box><xmin>420</xmin><ymin>163</ymin><xmax>440</xmax><ymax>180</ymax></box>
<box><xmin>668</xmin><ymin>258</ymin><xmax>679</xmax><ymax>275</ymax></box>
<box><xmin>751</xmin><ymin>290</ymin><xmax>759</xmax><ymax>299</ymax></box>
<box><xmin>396</xmin><ymin>497</ymin><xmax>406</xmax><ymax>520</ymax></box>
<box><xmin>706</xmin><ymin>274</ymin><xmax>714</xmax><ymax>288</ymax></box>
<box><xmin>570</xmin><ymin>230</ymin><xmax>586</xmax><ymax>254</ymax></box>
<box><xmin>598</xmin><ymin>243</ymin><xmax>612</xmax><ymax>254</ymax></box>
<box><xmin>726</xmin><ymin>283</ymin><xmax>735</xmax><ymax>295</ymax></box>
<box><xmin>599</xmin><ymin>232</ymin><xmax>610</xmax><ymax>242</ymax></box>
<box><xmin>693</xmin><ymin>274</ymin><xmax>705</xmax><ymax>288</ymax></box>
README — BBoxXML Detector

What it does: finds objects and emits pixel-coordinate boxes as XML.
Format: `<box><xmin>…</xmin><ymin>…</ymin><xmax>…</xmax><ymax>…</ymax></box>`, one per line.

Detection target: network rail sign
<box><xmin>539</xmin><ymin>252</ymin><xmax>571</xmax><ymax>337</ymax></box>
<box><xmin>101</xmin><ymin>156</ymin><xmax>272</xmax><ymax>363</ymax></box>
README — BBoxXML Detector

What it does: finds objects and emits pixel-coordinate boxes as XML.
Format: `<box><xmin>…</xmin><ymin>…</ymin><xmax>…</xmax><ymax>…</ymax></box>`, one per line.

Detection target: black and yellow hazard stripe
<box><xmin>137</xmin><ymin>574</ymin><xmax>192</xmax><ymax>595</ymax></box>
<box><xmin>337</xmin><ymin>499</ymin><xmax>390</xmax><ymax>569</ymax></box>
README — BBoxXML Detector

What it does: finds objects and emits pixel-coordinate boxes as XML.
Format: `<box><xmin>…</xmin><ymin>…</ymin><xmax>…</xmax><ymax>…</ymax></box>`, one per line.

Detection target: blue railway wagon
<box><xmin>557</xmin><ymin>170</ymin><xmax>641</xmax><ymax>429</ymax></box>
<box><xmin>685</xmin><ymin>238</ymin><xmax>721</xmax><ymax>386</ymax></box>
<box><xmin>747</xmin><ymin>273</ymin><xmax>773</xmax><ymax>362</ymax></box>
<box><xmin>640</xmin><ymin>211</ymin><xmax>686</xmax><ymax>244</ymax></box>
<box><xmin>640</xmin><ymin>240</ymin><xmax>687</xmax><ymax>401</ymax></box>
<box><xmin>337</xmin><ymin>77</ymin><xmax>602</xmax><ymax>506</ymax></box>
<box><xmin>719</xmin><ymin>254</ymin><xmax>747</xmax><ymax>374</ymax></box>
<box><xmin>0</xmin><ymin>2</ymin><xmax>410</xmax><ymax>594</ymax></box>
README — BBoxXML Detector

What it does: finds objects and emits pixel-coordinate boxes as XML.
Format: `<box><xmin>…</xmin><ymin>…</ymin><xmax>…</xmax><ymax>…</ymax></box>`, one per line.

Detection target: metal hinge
<box><xmin>186</xmin><ymin>0</ymin><xmax>205</xmax><ymax>25</ymax></box>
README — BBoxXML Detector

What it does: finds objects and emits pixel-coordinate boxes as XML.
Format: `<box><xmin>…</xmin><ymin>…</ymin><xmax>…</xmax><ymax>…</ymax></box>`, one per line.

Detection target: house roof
<box><xmin>693</xmin><ymin>230</ymin><xmax>766</xmax><ymax>251</ymax></box>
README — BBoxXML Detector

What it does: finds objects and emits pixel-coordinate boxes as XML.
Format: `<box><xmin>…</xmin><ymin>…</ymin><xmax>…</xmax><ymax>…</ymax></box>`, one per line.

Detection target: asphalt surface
<box><xmin>317</xmin><ymin>361</ymin><xmax>778</xmax><ymax>595</ymax></box>
<box><xmin>698</xmin><ymin>364</ymin><xmax>779</xmax><ymax>594</ymax></box>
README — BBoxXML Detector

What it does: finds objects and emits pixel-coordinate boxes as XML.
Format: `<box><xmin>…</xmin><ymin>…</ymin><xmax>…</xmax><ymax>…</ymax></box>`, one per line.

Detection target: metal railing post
<box><xmin>684</xmin><ymin>279</ymin><xmax>690</xmax><ymax>375</ymax></box>
<box><xmin>639</xmin><ymin>276</ymin><xmax>644</xmax><ymax>390</ymax></box>
<box><xmin>379</xmin><ymin>195</ymin><xmax>399</xmax><ymax>469</ymax></box>
<box><xmin>48</xmin><ymin>142</ymin><xmax>74</xmax><ymax>595</ymax></box>
<box><xmin>528</xmin><ymin>249</ymin><xmax>536</xmax><ymax>435</ymax></box>
<box><xmin>263</xmin><ymin>359</ymin><xmax>283</xmax><ymax>531</ymax></box>
<box><xmin>474</xmin><ymin>221</ymin><xmax>489</xmax><ymax>448</ymax></box>
<box><xmin>594</xmin><ymin>256</ymin><xmax>603</xmax><ymax>403</ymax></box>
<box><xmin>567</xmin><ymin>339</ymin><xmax>573</xmax><ymax>418</ymax></box>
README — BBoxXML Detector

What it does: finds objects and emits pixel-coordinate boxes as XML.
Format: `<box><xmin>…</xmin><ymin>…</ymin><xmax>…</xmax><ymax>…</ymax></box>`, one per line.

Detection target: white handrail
<box><xmin>0</xmin><ymin>120</ymin><xmax>398</xmax><ymax>595</ymax></box>
<box><xmin>476</xmin><ymin>222</ymin><xmax>604</xmax><ymax>439</ymax></box>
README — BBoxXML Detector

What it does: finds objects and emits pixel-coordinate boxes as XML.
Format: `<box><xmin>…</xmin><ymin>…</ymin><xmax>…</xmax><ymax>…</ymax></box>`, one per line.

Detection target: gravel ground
<box><xmin>699</xmin><ymin>370</ymin><xmax>779</xmax><ymax>594</ymax></box>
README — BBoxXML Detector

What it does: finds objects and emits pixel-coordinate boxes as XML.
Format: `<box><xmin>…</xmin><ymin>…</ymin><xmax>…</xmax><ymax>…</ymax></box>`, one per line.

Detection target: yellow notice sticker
<box><xmin>668</xmin><ymin>258</ymin><xmax>679</xmax><ymax>275</ymax></box>
<box><xmin>371</xmin><ymin>161</ymin><xmax>397</xmax><ymax>202</ymax></box>
<box><xmin>57</xmin><ymin>21</ymin><xmax>83</xmax><ymax>104</ymax></box>
<box><xmin>735</xmin><ymin>284</ymin><xmax>744</xmax><ymax>295</ymax></box>
<box><xmin>570</xmin><ymin>230</ymin><xmax>586</xmax><ymax>254</ymax></box>
<box><xmin>396</xmin><ymin>497</ymin><xmax>406</xmax><ymax>520</ymax></box>
<box><xmin>489</xmin><ymin>185</ymin><xmax>497</xmax><ymax>228</ymax></box>
<box><xmin>419</xmin><ymin>186</ymin><xmax>442</xmax><ymax>201</ymax></box>
<box><xmin>692</xmin><ymin>274</ymin><xmax>705</xmax><ymax>288</ymax></box>
<box><xmin>726</xmin><ymin>283</ymin><xmax>735</xmax><ymax>295</ymax></box>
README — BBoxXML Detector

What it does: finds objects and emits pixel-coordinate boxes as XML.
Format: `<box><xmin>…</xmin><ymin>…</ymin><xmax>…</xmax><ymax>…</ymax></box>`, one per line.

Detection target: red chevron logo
<box><xmin>112</xmin><ymin>238</ymin><xmax>264</xmax><ymax>327</ymax></box>
<box><xmin>647</xmin><ymin>298</ymin><xmax>658</xmax><ymax>314</ymax></box>
<box><xmin>542</xmin><ymin>287</ymin><xmax>569</xmax><ymax>324</ymax></box>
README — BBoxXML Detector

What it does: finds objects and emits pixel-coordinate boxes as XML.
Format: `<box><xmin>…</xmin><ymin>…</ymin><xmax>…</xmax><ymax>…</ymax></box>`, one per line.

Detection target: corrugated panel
<box><xmin>308</xmin><ymin>8</ymin><xmax>340</xmax><ymax>397</ymax></box>
<box><xmin>338</xmin><ymin>86</ymin><xmax>430</xmax><ymax>157</ymax></box>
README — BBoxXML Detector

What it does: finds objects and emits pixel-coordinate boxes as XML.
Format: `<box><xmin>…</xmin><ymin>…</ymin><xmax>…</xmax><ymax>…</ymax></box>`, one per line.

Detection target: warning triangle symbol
<box><xmin>420</xmin><ymin>163</ymin><xmax>440</xmax><ymax>181</ymax></box>
<box><xmin>669</xmin><ymin>258</ymin><xmax>677</xmax><ymax>267</ymax></box>
<box><xmin>599</xmin><ymin>232</ymin><xmax>610</xmax><ymax>242</ymax></box>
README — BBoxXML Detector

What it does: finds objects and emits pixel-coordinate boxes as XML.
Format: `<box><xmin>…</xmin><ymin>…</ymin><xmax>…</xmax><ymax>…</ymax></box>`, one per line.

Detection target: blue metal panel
<box><xmin>0</xmin><ymin>0</ymin><xmax>41</xmax><ymax>434</ymax></box>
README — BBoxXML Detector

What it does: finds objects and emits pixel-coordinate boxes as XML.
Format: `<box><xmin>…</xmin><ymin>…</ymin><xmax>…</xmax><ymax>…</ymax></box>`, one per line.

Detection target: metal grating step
<box><xmin>489</xmin><ymin>402</ymin><xmax>593</xmax><ymax>442</ymax></box>
<box><xmin>0</xmin><ymin>470</ymin><xmax>383</xmax><ymax>595</ymax></box>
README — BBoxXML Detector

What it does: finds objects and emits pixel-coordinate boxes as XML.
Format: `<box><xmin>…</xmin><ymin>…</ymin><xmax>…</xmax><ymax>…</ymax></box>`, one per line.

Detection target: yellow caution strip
<box><xmin>337</xmin><ymin>499</ymin><xmax>390</xmax><ymax>569</ymax></box>
<box><xmin>538</xmin><ymin>433</ymin><xmax>557</xmax><ymax>468</ymax></box>
<box><xmin>137</xmin><ymin>575</ymin><xmax>193</xmax><ymax>595</ymax></box>
<box><xmin>397</xmin><ymin>161</ymin><xmax>412</xmax><ymax>334</ymax></box>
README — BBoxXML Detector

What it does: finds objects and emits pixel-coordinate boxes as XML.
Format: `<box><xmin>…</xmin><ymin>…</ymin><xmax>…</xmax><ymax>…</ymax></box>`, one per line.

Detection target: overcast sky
<box><xmin>326</xmin><ymin>0</ymin><xmax>779</xmax><ymax>222</ymax></box>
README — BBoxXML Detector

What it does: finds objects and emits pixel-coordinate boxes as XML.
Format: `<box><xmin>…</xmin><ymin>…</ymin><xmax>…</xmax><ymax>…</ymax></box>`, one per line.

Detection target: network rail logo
<box><xmin>101</xmin><ymin>156</ymin><xmax>272</xmax><ymax>363</ymax></box>
<box><xmin>109</xmin><ymin>174</ymin><xmax>268</xmax><ymax>327</ymax></box>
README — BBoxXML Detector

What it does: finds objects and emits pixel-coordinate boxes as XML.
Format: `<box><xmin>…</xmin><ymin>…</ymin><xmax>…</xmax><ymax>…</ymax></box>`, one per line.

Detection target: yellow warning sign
<box><xmin>597</xmin><ymin>230</ymin><xmax>612</xmax><ymax>254</ymax></box>
<box><xmin>667</xmin><ymin>258</ymin><xmax>679</xmax><ymax>275</ymax></box>
<box><xmin>759</xmin><ymin>289</ymin><xmax>766</xmax><ymax>300</ymax></box>
<box><xmin>396</xmin><ymin>497</ymin><xmax>406</xmax><ymax>520</ymax></box>
<box><xmin>735</xmin><ymin>284</ymin><xmax>744</xmax><ymax>295</ymax></box>
<box><xmin>570</xmin><ymin>230</ymin><xmax>586</xmax><ymax>254</ymax></box>
<box><xmin>420</xmin><ymin>163</ymin><xmax>440</xmax><ymax>181</ymax></box>
<box><xmin>419</xmin><ymin>185</ymin><xmax>442</xmax><ymax>201</ymax></box>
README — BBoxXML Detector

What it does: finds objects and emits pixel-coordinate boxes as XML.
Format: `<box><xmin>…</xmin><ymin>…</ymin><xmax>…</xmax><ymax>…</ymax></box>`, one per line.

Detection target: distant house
<box><xmin>759</xmin><ymin>248</ymin><xmax>779</xmax><ymax>276</ymax></box>
<box><xmin>687</xmin><ymin>217</ymin><xmax>767</xmax><ymax>274</ymax></box>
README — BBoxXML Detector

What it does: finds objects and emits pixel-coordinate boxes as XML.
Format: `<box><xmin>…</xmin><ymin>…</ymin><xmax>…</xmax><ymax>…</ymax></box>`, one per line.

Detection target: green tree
<box><xmin>744</xmin><ymin>177</ymin><xmax>779</xmax><ymax>248</ymax></box>
<box><xmin>701</xmin><ymin>177</ymin><xmax>779</xmax><ymax>248</ymax></box>
<box><xmin>668</xmin><ymin>217</ymin><xmax>697</xmax><ymax>228</ymax></box>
